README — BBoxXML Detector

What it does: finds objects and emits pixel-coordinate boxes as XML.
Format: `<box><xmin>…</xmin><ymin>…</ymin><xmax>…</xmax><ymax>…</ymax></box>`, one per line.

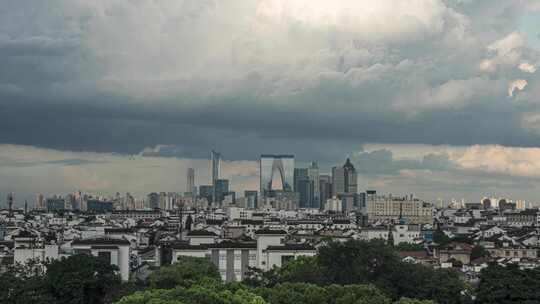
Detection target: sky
<box><xmin>1</xmin><ymin>0</ymin><xmax>540</xmax><ymax>206</ymax></box>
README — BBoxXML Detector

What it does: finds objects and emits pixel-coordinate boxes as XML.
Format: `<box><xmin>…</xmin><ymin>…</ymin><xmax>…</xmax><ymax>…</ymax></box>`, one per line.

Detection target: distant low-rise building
<box><xmin>367</xmin><ymin>195</ymin><xmax>433</xmax><ymax>224</ymax></box>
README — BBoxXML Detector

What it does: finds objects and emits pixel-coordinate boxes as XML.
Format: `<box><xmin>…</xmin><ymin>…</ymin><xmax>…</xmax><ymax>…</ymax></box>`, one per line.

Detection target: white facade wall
<box><xmin>188</xmin><ymin>236</ymin><xmax>216</xmax><ymax>245</ymax></box>
<box><xmin>256</xmin><ymin>234</ymin><xmax>285</xmax><ymax>270</ymax></box>
<box><xmin>392</xmin><ymin>225</ymin><xmax>420</xmax><ymax>244</ymax></box>
<box><xmin>360</xmin><ymin>229</ymin><xmax>389</xmax><ymax>241</ymax></box>
<box><xmin>14</xmin><ymin>244</ymin><xmax>59</xmax><ymax>265</ymax></box>
<box><xmin>71</xmin><ymin>243</ymin><xmax>130</xmax><ymax>282</ymax></box>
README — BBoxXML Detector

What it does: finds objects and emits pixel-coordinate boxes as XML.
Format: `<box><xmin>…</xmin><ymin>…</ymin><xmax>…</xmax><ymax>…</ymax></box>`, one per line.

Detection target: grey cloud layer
<box><xmin>0</xmin><ymin>0</ymin><xmax>539</xmax><ymax>163</ymax></box>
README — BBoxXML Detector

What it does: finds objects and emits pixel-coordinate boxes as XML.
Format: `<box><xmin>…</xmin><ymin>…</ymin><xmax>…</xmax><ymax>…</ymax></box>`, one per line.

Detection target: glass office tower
<box><xmin>211</xmin><ymin>150</ymin><xmax>221</xmax><ymax>202</ymax></box>
<box><xmin>260</xmin><ymin>154</ymin><xmax>294</xmax><ymax>197</ymax></box>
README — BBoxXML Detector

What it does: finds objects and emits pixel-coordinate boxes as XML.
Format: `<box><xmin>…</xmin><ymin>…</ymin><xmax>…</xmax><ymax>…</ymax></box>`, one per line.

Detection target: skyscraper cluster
<box><xmin>184</xmin><ymin>151</ymin><xmax>363</xmax><ymax>212</ymax></box>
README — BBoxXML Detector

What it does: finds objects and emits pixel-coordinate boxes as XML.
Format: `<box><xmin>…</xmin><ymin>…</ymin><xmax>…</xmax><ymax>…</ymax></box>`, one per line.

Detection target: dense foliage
<box><xmin>394</xmin><ymin>243</ymin><xmax>425</xmax><ymax>251</ymax></box>
<box><xmin>149</xmin><ymin>256</ymin><xmax>221</xmax><ymax>289</ymax></box>
<box><xmin>0</xmin><ymin>254</ymin><xmax>121</xmax><ymax>304</ymax></box>
<box><xmin>476</xmin><ymin>264</ymin><xmax>540</xmax><ymax>304</ymax></box>
<box><xmin>116</xmin><ymin>282</ymin><xmax>266</xmax><ymax>304</ymax></box>
<box><xmin>3</xmin><ymin>240</ymin><xmax>539</xmax><ymax>303</ymax></box>
<box><xmin>246</xmin><ymin>240</ymin><xmax>467</xmax><ymax>304</ymax></box>
<box><xmin>116</xmin><ymin>281</ymin><xmax>435</xmax><ymax>304</ymax></box>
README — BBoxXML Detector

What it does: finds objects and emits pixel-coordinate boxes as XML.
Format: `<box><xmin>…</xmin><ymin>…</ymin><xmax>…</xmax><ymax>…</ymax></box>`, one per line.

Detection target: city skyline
<box><xmin>1</xmin><ymin>1</ymin><xmax>540</xmax><ymax>205</ymax></box>
<box><xmin>1</xmin><ymin>146</ymin><xmax>538</xmax><ymax>208</ymax></box>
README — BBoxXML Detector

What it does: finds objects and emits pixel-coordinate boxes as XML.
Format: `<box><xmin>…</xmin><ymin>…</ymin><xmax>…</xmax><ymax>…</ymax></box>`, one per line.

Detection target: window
<box><xmin>281</xmin><ymin>255</ymin><xmax>294</xmax><ymax>265</ymax></box>
<box><xmin>98</xmin><ymin>251</ymin><xmax>111</xmax><ymax>262</ymax></box>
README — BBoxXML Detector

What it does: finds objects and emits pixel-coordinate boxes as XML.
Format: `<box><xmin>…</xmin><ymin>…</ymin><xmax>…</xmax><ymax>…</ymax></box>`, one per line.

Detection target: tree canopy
<box><xmin>249</xmin><ymin>239</ymin><xmax>467</xmax><ymax>304</ymax></box>
<box><xmin>149</xmin><ymin>256</ymin><xmax>221</xmax><ymax>289</ymax></box>
<box><xmin>476</xmin><ymin>263</ymin><xmax>540</xmax><ymax>304</ymax></box>
<box><xmin>0</xmin><ymin>254</ymin><xmax>121</xmax><ymax>304</ymax></box>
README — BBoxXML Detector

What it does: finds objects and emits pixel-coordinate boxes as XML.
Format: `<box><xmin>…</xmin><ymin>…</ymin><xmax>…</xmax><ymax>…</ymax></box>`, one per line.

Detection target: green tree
<box><xmin>45</xmin><ymin>253</ymin><xmax>122</xmax><ymax>304</ymax></box>
<box><xmin>317</xmin><ymin>239</ymin><xmax>401</xmax><ymax>285</ymax></box>
<box><xmin>243</xmin><ymin>266</ymin><xmax>281</xmax><ymax>288</ymax></box>
<box><xmin>476</xmin><ymin>263</ymin><xmax>540</xmax><ymax>304</ymax></box>
<box><xmin>275</xmin><ymin>256</ymin><xmax>325</xmax><ymax>285</ymax></box>
<box><xmin>325</xmin><ymin>284</ymin><xmax>392</xmax><ymax>304</ymax></box>
<box><xmin>0</xmin><ymin>254</ymin><xmax>121</xmax><ymax>304</ymax></box>
<box><xmin>116</xmin><ymin>284</ymin><xmax>266</xmax><ymax>304</ymax></box>
<box><xmin>255</xmin><ymin>282</ymin><xmax>329</xmax><ymax>304</ymax></box>
<box><xmin>149</xmin><ymin>256</ymin><xmax>220</xmax><ymax>289</ymax></box>
<box><xmin>315</xmin><ymin>240</ymin><xmax>466</xmax><ymax>304</ymax></box>
<box><xmin>395</xmin><ymin>298</ymin><xmax>435</xmax><ymax>304</ymax></box>
<box><xmin>470</xmin><ymin>245</ymin><xmax>488</xmax><ymax>260</ymax></box>
<box><xmin>378</xmin><ymin>261</ymin><xmax>465</xmax><ymax>304</ymax></box>
<box><xmin>0</xmin><ymin>259</ymin><xmax>52</xmax><ymax>304</ymax></box>
<box><xmin>394</xmin><ymin>243</ymin><xmax>425</xmax><ymax>252</ymax></box>
<box><xmin>433</xmin><ymin>230</ymin><xmax>451</xmax><ymax>246</ymax></box>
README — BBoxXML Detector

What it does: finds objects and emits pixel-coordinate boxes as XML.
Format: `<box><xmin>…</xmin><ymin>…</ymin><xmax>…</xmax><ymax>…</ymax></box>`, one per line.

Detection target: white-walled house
<box><xmin>263</xmin><ymin>243</ymin><xmax>316</xmax><ymax>269</ymax></box>
<box><xmin>171</xmin><ymin>243</ymin><xmax>210</xmax><ymax>261</ymax></box>
<box><xmin>186</xmin><ymin>230</ymin><xmax>218</xmax><ymax>245</ymax></box>
<box><xmin>14</xmin><ymin>243</ymin><xmax>60</xmax><ymax>265</ymax></box>
<box><xmin>360</xmin><ymin>227</ymin><xmax>389</xmax><ymax>241</ymax></box>
<box><xmin>360</xmin><ymin>225</ymin><xmax>422</xmax><ymax>245</ymax></box>
<box><xmin>208</xmin><ymin>241</ymin><xmax>257</xmax><ymax>282</ymax></box>
<box><xmin>255</xmin><ymin>229</ymin><xmax>287</xmax><ymax>270</ymax></box>
<box><xmin>71</xmin><ymin>237</ymin><xmax>131</xmax><ymax>281</ymax></box>
<box><xmin>392</xmin><ymin>224</ymin><xmax>422</xmax><ymax>245</ymax></box>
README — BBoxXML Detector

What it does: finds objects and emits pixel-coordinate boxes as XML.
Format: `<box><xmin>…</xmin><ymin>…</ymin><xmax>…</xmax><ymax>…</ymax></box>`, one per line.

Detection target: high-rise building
<box><xmin>199</xmin><ymin>185</ymin><xmax>214</xmax><ymax>204</ymax></box>
<box><xmin>36</xmin><ymin>193</ymin><xmax>44</xmax><ymax>210</ymax></box>
<box><xmin>308</xmin><ymin>162</ymin><xmax>320</xmax><ymax>209</ymax></box>
<box><xmin>159</xmin><ymin>192</ymin><xmax>168</xmax><ymax>209</ymax></box>
<box><xmin>46</xmin><ymin>197</ymin><xmax>65</xmax><ymax>212</ymax></box>
<box><xmin>214</xmin><ymin>179</ymin><xmax>229</xmax><ymax>205</ymax></box>
<box><xmin>147</xmin><ymin>192</ymin><xmax>160</xmax><ymax>209</ymax></box>
<box><xmin>319</xmin><ymin>175</ymin><xmax>332</xmax><ymax>208</ymax></box>
<box><xmin>244</xmin><ymin>191</ymin><xmax>258</xmax><ymax>209</ymax></box>
<box><xmin>186</xmin><ymin>168</ymin><xmax>195</xmax><ymax>194</ymax></box>
<box><xmin>297</xmin><ymin>178</ymin><xmax>314</xmax><ymax>208</ymax></box>
<box><xmin>260</xmin><ymin>154</ymin><xmax>294</xmax><ymax>197</ymax></box>
<box><xmin>211</xmin><ymin>150</ymin><xmax>221</xmax><ymax>202</ymax></box>
<box><xmin>332</xmin><ymin>167</ymin><xmax>345</xmax><ymax>195</ymax></box>
<box><xmin>332</xmin><ymin>158</ymin><xmax>357</xmax><ymax>195</ymax></box>
<box><xmin>293</xmin><ymin>168</ymin><xmax>308</xmax><ymax>192</ymax></box>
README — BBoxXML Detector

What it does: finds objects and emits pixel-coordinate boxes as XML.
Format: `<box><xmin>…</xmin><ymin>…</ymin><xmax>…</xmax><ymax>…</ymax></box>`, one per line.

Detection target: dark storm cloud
<box><xmin>350</xmin><ymin>149</ymin><xmax>455</xmax><ymax>175</ymax></box>
<box><xmin>0</xmin><ymin>0</ymin><xmax>539</xmax><ymax>163</ymax></box>
<box><xmin>0</xmin><ymin>91</ymin><xmax>538</xmax><ymax>163</ymax></box>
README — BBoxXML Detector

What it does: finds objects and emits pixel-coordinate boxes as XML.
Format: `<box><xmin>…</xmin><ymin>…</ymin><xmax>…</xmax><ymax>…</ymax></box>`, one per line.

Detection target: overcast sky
<box><xmin>1</xmin><ymin>0</ymin><xmax>540</xmax><ymax>206</ymax></box>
